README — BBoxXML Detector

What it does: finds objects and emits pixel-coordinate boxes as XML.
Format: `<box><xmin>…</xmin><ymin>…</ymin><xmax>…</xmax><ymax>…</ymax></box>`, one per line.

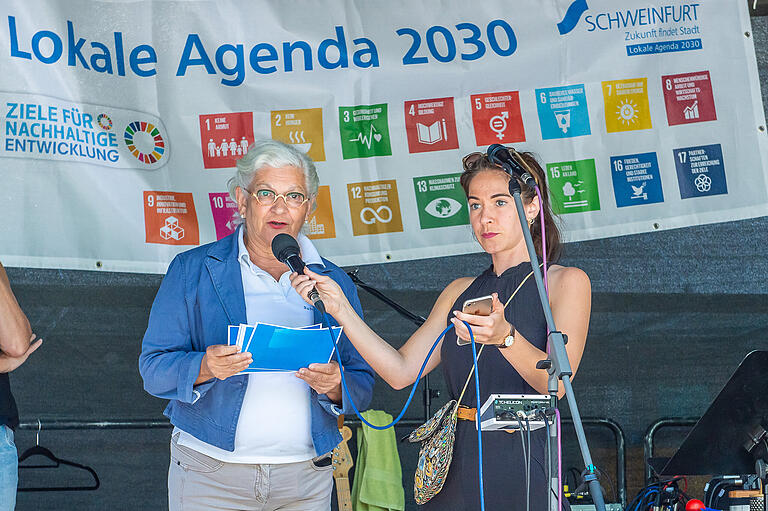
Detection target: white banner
<box><xmin>0</xmin><ymin>0</ymin><xmax>766</xmax><ymax>273</ymax></box>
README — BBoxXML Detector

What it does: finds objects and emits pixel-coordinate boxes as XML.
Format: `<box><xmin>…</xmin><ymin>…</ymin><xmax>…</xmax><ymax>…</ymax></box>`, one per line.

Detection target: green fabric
<box><xmin>350</xmin><ymin>410</ymin><xmax>405</xmax><ymax>511</ymax></box>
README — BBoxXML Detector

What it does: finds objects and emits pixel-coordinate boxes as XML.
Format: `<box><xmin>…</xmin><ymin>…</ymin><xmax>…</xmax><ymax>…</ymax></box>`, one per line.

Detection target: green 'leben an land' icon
<box><xmin>413</xmin><ymin>173</ymin><xmax>469</xmax><ymax>229</ymax></box>
<box><xmin>546</xmin><ymin>159</ymin><xmax>600</xmax><ymax>214</ymax></box>
<box><xmin>339</xmin><ymin>104</ymin><xmax>392</xmax><ymax>159</ymax></box>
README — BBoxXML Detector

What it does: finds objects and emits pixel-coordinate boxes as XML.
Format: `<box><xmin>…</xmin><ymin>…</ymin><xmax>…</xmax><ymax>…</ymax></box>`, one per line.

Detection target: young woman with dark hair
<box><xmin>292</xmin><ymin>148</ymin><xmax>591</xmax><ymax>510</ymax></box>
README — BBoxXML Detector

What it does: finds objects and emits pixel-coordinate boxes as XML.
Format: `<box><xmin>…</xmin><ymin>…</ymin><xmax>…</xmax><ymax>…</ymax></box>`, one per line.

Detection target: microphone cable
<box><xmin>320</xmin><ymin>311</ymin><xmax>487</xmax><ymax>511</ymax></box>
<box><xmin>504</xmin><ymin>147</ymin><xmax>549</xmax><ymax>295</ymax></box>
<box><xmin>515</xmin><ymin>413</ymin><xmax>531</xmax><ymax>511</ymax></box>
<box><xmin>543</xmin><ymin>409</ymin><xmax>553</xmax><ymax>510</ymax></box>
<box><xmin>535</xmin><ymin>185</ymin><xmax>549</xmax><ymax>295</ymax></box>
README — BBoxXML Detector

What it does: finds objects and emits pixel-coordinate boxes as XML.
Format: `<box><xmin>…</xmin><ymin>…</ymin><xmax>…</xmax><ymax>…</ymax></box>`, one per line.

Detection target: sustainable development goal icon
<box><xmin>124</xmin><ymin>121</ymin><xmax>166</xmax><ymax>164</ymax></box>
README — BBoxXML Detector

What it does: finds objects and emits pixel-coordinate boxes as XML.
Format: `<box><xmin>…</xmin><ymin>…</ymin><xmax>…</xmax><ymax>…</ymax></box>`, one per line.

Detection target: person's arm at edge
<box><xmin>0</xmin><ymin>262</ymin><xmax>32</xmax><ymax>358</ymax></box>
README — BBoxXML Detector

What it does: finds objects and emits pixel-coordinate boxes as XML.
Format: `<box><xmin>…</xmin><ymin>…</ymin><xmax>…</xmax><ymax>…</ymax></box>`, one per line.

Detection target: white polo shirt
<box><xmin>176</xmin><ymin>228</ymin><xmax>323</xmax><ymax>463</ymax></box>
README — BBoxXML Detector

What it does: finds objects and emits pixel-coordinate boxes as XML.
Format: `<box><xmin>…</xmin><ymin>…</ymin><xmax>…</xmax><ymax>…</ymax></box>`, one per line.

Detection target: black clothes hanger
<box><xmin>17</xmin><ymin>419</ymin><xmax>100</xmax><ymax>492</ymax></box>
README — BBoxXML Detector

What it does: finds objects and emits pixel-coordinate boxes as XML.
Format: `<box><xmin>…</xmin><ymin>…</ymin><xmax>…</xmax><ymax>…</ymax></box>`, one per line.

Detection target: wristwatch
<box><xmin>497</xmin><ymin>325</ymin><xmax>515</xmax><ymax>349</ymax></box>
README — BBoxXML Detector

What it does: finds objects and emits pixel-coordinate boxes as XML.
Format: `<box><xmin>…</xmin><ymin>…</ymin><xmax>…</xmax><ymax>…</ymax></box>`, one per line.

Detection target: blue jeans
<box><xmin>0</xmin><ymin>425</ymin><xmax>17</xmax><ymax>511</ymax></box>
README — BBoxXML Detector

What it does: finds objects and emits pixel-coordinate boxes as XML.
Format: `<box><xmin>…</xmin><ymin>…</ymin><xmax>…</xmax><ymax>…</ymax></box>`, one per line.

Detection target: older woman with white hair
<box><xmin>140</xmin><ymin>139</ymin><xmax>374</xmax><ymax>511</ymax></box>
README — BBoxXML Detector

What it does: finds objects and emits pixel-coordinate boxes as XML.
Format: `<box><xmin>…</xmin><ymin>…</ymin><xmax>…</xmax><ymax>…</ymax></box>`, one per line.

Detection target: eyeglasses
<box><xmin>247</xmin><ymin>188</ymin><xmax>310</xmax><ymax>208</ymax></box>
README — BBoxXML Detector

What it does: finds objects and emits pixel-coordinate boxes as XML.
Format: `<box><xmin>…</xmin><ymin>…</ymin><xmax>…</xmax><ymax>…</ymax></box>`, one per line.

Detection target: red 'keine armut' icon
<box><xmin>199</xmin><ymin>112</ymin><xmax>254</xmax><ymax>169</ymax></box>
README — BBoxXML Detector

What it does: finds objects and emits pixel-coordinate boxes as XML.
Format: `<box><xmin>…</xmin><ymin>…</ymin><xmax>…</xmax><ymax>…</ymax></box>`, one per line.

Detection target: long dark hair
<box><xmin>460</xmin><ymin>149</ymin><xmax>562</xmax><ymax>262</ymax></box>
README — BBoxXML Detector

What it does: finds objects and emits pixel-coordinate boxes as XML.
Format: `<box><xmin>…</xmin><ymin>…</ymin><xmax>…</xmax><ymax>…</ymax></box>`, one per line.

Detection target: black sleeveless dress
<box><xmin>422</xmin><ymin>262</ymin><xmax>550</xmax><ymax>511</ymax></box>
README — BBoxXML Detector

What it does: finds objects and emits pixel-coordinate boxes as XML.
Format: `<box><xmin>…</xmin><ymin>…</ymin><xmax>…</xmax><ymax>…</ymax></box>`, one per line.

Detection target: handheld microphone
<box><xmin>487</xmin><ymin>144</ymin><xmax>537</xmax><ymax>188</ymax></box>
<box><xmin>271</xmin><ymin>233</ymin><xmax>326</xmax><ymax>314</ymax></box>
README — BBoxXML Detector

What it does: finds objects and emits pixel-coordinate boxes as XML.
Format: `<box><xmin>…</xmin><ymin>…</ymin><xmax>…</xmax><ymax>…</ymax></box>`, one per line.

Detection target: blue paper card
<box><xmin>230</xmin><ymin>323</ymin><xmax>343</xmax><ymax>373</ymax></box>
<box><xmin>239</xmin><ymin>325</ymin><xmax>256</xmax><ymax>351</ymax></box>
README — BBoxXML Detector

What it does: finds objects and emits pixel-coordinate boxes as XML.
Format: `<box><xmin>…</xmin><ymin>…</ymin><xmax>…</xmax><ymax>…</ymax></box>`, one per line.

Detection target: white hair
<box><xmin>227</xmin><ymin>139</ymin><xmax>319</xmax><ymax>225</ymax></box>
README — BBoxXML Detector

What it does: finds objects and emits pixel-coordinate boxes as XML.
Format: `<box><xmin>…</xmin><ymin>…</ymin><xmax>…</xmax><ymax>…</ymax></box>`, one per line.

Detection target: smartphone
<box><xmin>457</xmin><ymin>295</ymin><xmax>493</xmax><ymax>345</ymax></box>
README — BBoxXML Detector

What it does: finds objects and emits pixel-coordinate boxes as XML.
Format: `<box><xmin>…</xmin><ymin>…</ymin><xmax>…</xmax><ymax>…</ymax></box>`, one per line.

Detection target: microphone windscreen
<box><xmin>271</xmin><ymin>233</ymin><xmax>300</xmax><ymax>263</ymax></box>
<box><xmin>487</xmin><ymin>144</ymin><xmax>509</xmax><ymax>164</ymax></box>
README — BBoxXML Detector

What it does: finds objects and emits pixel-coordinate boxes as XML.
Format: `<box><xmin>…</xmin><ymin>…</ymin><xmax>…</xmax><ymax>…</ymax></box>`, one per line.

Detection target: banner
<box><xmin>0</xmin><ymin>0</ymin><xmax>766</xmax><ymax>273</ymax></box>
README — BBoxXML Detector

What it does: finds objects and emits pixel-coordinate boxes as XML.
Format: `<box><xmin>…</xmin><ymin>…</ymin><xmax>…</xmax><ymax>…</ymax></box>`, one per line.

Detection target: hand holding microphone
<box><xmin>271</xmin><ymin>233</ymin><xmax>326</xmax><ymax>313</ymax></box>
<box><xmin>289</xmin><ymin>267</ymin><xmax>350</xmax><ymax>317</ymax></box>
<box><xmin>272</xmin><ymin>233</ymin><xmax>349</xmax><ymax>316</ymax></box>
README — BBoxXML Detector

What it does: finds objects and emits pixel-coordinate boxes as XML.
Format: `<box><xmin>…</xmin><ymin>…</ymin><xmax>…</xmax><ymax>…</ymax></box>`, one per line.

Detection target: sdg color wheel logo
<box><xmin>97</xmin><ymin>113</ymin><xmax>112</xmax><ymax>130</ymax></box>
<box><xmin>124</xmin><ymin>121</ymin><xmax>166</xmax><ymax>164</ymax></box>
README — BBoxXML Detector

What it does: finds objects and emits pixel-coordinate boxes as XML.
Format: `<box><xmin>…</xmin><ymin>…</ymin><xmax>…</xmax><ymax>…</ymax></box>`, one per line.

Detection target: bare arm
<box><xmin>293</xmin><ymin>270</ymin><xmax>473</xmax><ymax>390</ymax></box>
<box><xmin>452</xmin><ymin>266</ymin><xmax>591</xmax><ymax>398</ymax></box>
<box><xmin>0</xmin><ymin>262</ymin><xmax>32</xmax><ymax>358</ymax></box>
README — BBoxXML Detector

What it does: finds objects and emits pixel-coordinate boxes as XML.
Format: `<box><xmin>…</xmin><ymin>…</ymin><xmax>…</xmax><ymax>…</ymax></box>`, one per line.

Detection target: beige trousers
<box><xmin>168</xmin><ymin>435</ymin><xmax>334</xmax><ymax>511</ymax></box>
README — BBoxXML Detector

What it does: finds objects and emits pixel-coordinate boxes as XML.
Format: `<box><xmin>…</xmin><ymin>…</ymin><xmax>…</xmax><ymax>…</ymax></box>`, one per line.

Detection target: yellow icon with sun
<box><xmin>617</xmin><ymin>100</ymin><xmax>639</xmax><ymax>124</ymax></box>
<box><xmin>603</xmin><ymin>78</ymin><xmax>652</xmax><ymax>132</ymax></box>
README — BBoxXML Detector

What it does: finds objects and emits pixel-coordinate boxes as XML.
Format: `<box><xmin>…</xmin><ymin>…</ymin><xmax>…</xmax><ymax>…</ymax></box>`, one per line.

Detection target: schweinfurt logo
<box><xmin>558</xmin><ymin>0</ymin><xmax>589</xmax><ymax>35</ymax></box>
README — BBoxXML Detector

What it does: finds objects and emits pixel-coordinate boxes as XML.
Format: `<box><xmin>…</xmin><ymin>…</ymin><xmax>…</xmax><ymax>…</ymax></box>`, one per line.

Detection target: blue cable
<box><xmin>634</xmin><ymin>489</ymin><xmax>659</xmax><ymax>511</ymax></box>
<box><xmin>322</xmin><ymin>312</ymin><xmax>449</xmax><ymax>430</ymax></box>
<box><xmin>626</xmin><ymin>486</ymin><xmax>651</xmax><ymax>510</ymax></box>
<box><xmin>468</xmin><ymin>320</ymin><xmax>486</xmax><ymax>511</ymax></box>
<box><xmin>321</xmin><ymin>311</ymin><xmax>485</xmax><ymax>511</ymax></box>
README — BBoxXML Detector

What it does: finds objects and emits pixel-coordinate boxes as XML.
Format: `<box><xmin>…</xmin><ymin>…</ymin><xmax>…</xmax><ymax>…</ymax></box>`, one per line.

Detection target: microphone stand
<box><xmin>506</xmin><ymin>176</ymin><xmax>606</xmax><ymax>511</ymax></box>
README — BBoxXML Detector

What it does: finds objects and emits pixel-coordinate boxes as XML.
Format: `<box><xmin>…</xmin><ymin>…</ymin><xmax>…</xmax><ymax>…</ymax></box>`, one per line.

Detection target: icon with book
<box><xmin>404</xmin><ymin>97</ymin><xmax>459</xmax><ymax>153</ymax></box>
<box><xmin>416</xmin><ymin>119</ymin><xmax>447</xmax><ymax>145</ymax></box>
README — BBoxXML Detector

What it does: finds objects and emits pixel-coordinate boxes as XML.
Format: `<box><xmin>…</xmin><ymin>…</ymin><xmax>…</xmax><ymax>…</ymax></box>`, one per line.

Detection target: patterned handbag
<box><xmin>408</xmin><ymin>346</ymin><xmax>483</xmax><ymax>504</ymax></box>
<box><xmin>408</xmin><ymin>399</ymin><xmax>460</xmax><ymax>504</ymax></box>
<box><xmin>407</xmin><ymin>269</ymin><xmax>536</xmax><ymax>504</ymax></box>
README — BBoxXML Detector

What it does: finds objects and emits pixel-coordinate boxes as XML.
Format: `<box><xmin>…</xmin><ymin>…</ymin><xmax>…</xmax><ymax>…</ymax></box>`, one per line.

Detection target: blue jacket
<box><xmin>139</xmin><ymin>229</ymin><xmax>374</xmax><ymax>456</ymax></box>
